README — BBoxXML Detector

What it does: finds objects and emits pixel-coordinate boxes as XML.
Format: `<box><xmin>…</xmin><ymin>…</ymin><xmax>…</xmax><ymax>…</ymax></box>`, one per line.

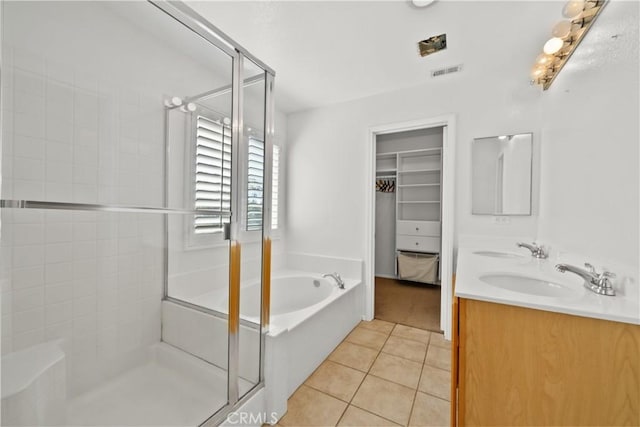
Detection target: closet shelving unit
<box><xmin>376</xmin><ymin>146</ymin><xmax>442</xmax><ymax>284</ymax></box>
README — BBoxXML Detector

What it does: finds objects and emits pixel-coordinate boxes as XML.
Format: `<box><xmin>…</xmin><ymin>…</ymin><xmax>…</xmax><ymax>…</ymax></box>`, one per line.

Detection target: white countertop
<box><xmin>455</xmin><ymin>245</ymin><xmax>640</xmax><ymax>325</ymax></box>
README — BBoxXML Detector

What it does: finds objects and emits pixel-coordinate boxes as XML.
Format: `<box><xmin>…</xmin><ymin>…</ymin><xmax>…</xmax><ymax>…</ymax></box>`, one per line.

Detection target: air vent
<box><xmin>431</xmin><ymin>64</ymin><xmax>462</xmax><ymax>78</ymax></box>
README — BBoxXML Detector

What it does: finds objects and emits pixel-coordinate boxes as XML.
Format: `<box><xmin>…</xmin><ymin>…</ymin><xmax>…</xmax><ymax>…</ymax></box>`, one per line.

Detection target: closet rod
<box><xmin>376</xmin><ymin>175</ymin><xmax>396</xmax><ymax>179</ymax></box>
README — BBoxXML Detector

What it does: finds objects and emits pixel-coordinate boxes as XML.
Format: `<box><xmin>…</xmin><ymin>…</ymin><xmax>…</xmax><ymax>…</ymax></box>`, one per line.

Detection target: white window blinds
<box><xmin>194</xmin><ymin>116</ymin><xmax>231</xmax><ymax>234</ymax></box>
<box><xmin>246</xmin><ymin>137</ymin><xmax>264</xmax><ymax>231</ymax></box>
<box><xmin>271</xmin><ymin>145</ymin><xmax>280</xmax><ymax>230</ymax></box>
<box><xmin>246</xmin><ymin>141</ymin><xmax>281</xmax><ymax>232</ymax></box>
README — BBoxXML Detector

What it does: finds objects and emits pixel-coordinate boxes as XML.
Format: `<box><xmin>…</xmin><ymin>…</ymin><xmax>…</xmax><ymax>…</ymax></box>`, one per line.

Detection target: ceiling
<box><xmin>189</xmin><ymin>1</ymin><xmax>633</xmax><ymax>114</ymax></box>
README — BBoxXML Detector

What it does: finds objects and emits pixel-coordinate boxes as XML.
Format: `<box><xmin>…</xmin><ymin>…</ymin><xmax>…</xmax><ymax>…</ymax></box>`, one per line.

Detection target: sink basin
<box><xmin>472</xmin><ymin>250</ymin><xmax>524</xmax><ymax>259</ymax></box>
<box><xmin>479</xmin><ymin>273</ymin><xmax>576</xmax><ymax>298</ymax></box>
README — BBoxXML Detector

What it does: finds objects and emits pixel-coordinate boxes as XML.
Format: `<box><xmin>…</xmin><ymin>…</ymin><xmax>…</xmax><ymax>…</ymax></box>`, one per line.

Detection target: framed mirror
<box><xmin>472</xmin><ymin>133</ymin><xmax>532</xmax><ymax>215</ymax></box>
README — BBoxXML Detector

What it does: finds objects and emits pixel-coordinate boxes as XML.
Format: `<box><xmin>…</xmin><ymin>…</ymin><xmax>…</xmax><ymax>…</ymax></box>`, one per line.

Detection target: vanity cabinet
<box><xmin>451</xmin><ymin>297</ymin><xmax>640</xmax><ymax>426</ymax></box>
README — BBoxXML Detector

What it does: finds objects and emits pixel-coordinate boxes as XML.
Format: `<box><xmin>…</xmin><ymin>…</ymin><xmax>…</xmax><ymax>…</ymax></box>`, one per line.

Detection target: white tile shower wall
<box><xmin>1</xmin><ymin>49</ymin><xmax>165</xmax><ymax>207</ymax></box>
<box><xmin>0</xmin><ymin>1</ymin><xmax>223</xmax><ymax>396</ymax></box>
<box><xmin>1</xmin><ymin>208</ymin><xmax>164</xmax><ymax>394</ymax></box>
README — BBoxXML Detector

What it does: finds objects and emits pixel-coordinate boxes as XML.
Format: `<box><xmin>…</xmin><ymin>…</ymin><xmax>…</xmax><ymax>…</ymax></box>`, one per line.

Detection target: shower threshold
<box><xmin>66</xmin><ymin>343</ymin><xmax>250</xmax><ymax>426</ymax></box>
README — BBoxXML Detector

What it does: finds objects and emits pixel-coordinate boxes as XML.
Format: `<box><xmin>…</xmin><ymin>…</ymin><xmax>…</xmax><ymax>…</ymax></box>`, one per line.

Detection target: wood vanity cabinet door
<box><xmin>450</xmin><ymin>296</ymin><xmax>459</xmax><ymax>427</ymax></box>
<box><xmin>458</xmin><ymin>298</ymin><xmax>640</xmax><ymax>426</ymax></box>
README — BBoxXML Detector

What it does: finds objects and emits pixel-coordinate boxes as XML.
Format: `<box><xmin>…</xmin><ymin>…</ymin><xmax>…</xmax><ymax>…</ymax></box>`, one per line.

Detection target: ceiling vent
<box><xmin>418</xmin><ymin>34</ymin><xmax>446</xmax><ymax>57</ymax></box>
<box><xmin>431</xmin><ymin>64</ymin><xmax>463</xmax><ymax>78</ymax></box>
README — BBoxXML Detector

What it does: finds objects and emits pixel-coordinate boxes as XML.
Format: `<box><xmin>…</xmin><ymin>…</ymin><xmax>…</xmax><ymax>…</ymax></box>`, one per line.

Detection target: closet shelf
<box><xmin>398</xmin><ymin>200</ymin><xmax>441</xmax><ymax>204</ymax></box>
<box><xmin>376</xmin><ymin>168</ymin><xmax>397</xmax><ymax>174</ymax></box>
<box><xmin>398</xmin><ymin>168</ymin><xmax>440</xmax><ymax>174</ymax></box>
<box><xmin>398</xmin><ymin>184</ymin><xmax>440</xmax><ymax>188</ymax></box>
<box><xmin>398</xmin><ymin>148</ymin><xmax>442</xmax><ymax>156</ymax></box>
<box><xmin>378</xmin><ymin>148</ymin><xmax>442</xmax><ymax>157</ymax></box>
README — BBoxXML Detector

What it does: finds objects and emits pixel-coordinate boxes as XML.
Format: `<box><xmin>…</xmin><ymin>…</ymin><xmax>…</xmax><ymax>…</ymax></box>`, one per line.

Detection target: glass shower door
<box><xmin>0</xmin><ymin>1</ymin><xmax>273</xmax><ymax>426</ymax></box>
<box><xmin>164</xmin><ymin>68</ymin><xmax>235</xmax><ymax>422</ymax></box>
<box><xmin>236</xmin><ymin>57</ymin><xmax>271</xmax><ymax>400</ymax></box>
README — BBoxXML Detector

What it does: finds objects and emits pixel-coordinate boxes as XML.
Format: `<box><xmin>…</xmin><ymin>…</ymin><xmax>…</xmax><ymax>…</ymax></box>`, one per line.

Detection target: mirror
<box><xmin>472</xmin><ymin>133</ymin><xmax>532</xmax><ymax>215</ymax></box>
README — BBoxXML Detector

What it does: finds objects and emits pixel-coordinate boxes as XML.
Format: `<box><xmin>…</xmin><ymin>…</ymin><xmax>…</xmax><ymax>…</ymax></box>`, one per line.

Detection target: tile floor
<box><xmin>278</xmin><ymin>320</ymin><xmax>451</xmax><ymax>427</ymax></box>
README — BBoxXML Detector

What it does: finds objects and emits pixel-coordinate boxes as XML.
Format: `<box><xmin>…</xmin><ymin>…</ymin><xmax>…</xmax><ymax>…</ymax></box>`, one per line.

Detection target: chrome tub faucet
<box><xmin>323</xmin><ymin>272</ymin><xmax>345</xmax><ymax>289</ymax></box>
<box><xmin>555</xmin><ymin>262</ymin><xmax>616</xmax><ymax>296</ymax></box>
<box><xmin>517</xmin><ymin>242</ymin><xmax>548</xmax><ymax>259</ymax></box>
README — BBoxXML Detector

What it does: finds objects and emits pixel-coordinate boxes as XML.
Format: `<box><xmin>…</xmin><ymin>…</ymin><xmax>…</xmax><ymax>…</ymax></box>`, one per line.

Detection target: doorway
<box><xmin>365</xmin><ymin>116</ymin><xmax>456</xmax><ymax>339</ymax></box>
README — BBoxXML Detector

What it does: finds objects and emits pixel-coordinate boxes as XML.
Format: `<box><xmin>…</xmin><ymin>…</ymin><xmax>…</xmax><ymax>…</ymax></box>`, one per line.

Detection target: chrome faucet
<box><xmin>323</xmin><ymin>272</ymin><xmax>345</xmax><ymax>289</ymax></box>
<box><xmin>555</xmin><ymin>263</ymin><xmax>616</xmax><ymax>296</ymax></box>
<box><xmin>516</xmin><ymin>242</ymin><xmax>548</xmax><ymax>259</ymax></box>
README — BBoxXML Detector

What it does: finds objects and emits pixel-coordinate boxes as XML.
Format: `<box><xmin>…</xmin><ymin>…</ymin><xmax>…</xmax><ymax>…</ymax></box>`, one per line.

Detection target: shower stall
<box><xmin>0</xmin><ymin>1</ymin><xmax>275</xmax><ymax>425</ymax></box>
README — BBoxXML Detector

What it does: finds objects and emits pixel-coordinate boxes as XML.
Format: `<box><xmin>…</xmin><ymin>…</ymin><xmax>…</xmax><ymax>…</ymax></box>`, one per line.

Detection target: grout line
<box><xmin>420</xmin><ymin>389</ymin><xmax>452</xmax><ymax>403</ymax></box>
<box><xmin>366</xmin><ymin>371</ymin><xmax>419</xmax><ymax>391</ymax></box>
<box><xmin>407</xmin><ymin>368</ymin><xmax>424</xmax><ymax>424</ymax></box>
<box><xmin>326</xmin><ymin>357</ymin><xmax>372</xmax><ymax>374</ymax></box>
<box><xmin>406</xmin><ymin>329</ymin><xmax>432</xmax><ymax>426</ymax></box>
<box><xmin>334</xmin><ymin>322</ymin><xmax>396</xmax><ymax>426</ymax></box>
<box><xmin>345</xmin><ymin>404</ymin><xmax>403</xmax><ymax>426</ymax></box>
<box><xmin>422</xmin><ymin>360</ymin><xmax>451</xmax><ymax>374</ymax></box>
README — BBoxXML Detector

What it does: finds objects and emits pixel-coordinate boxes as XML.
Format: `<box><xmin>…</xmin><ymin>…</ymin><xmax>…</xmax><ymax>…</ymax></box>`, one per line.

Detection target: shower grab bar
<box><xmin>0</xmin><ymin>199</ymin><xmax>232</xmax><ymax>216</ymax></box>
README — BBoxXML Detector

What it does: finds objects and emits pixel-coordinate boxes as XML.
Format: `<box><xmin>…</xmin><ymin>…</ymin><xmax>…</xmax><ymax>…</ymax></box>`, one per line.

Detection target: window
<box><xmin>245</xmin><ymin>141</ymin><xmax>281</xmax><ymax>232</ymax></box>
<box><xmin>191</xmin><ymin>116</ymin><xmax>281</xmax><ymax>237</ymax></box>
<box><xmin>271</xmin><ymin>145</ymin><xmax>280</xmax><ymax>230</ymax></box>
<box><xmin>194</xmin><ymin>115</ymin><xmax>231</xmax><ymax>235</ymax></box>
<box><xmin>246</xmin><ymin>137</ymin><xmax>264</xmax><ymax>231</ymax></box>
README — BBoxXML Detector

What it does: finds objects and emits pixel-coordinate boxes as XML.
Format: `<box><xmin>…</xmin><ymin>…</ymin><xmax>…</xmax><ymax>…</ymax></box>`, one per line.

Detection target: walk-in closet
<box><xmin>374</xmin><ymin>127</ymin><xmax>444</xmax><ymax>331</ymax></box>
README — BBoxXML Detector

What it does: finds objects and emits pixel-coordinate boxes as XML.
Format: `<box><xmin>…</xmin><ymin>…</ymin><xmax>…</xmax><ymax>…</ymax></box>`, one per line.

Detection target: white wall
<box><xmin>286</xmin><ymin>1</ymin><xmax>638</xmax><ymax>284</ymax></box>
<box><xmin>286</xmin><ymin>69</ymin><xmax>542</xmax><ymax>263</ymax></box>
<box><xmin>537</xmin><ymin>3</ymin><xmax>639</xmax><ymax>271</ymax></box>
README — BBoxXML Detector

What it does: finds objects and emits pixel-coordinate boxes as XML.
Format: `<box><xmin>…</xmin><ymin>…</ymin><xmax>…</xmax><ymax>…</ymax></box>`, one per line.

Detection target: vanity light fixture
<box><xmin>411</xmin><ymin>0</ymin><xmax>435</xmax><ymax>8</ymax></box>
<box><xmin>530</xmin><ymin>0</ymin><xmax>608</xmax><ymax>90</ymax></box>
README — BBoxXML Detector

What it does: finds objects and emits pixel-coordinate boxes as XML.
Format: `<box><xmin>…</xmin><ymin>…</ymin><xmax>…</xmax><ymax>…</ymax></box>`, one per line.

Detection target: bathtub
<box><xmin>186</xmin><ymin>273</ymin><xmax>352</xmax><ymax>333</ymax></box>
<box><xmin>162</xmin><ymin>266</ymin><xmax>364</xmax><ymax>422</ymax></box>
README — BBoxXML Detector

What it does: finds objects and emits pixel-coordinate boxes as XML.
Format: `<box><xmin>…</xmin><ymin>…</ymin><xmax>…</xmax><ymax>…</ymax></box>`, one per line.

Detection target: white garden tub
<box><xmin>162</xmin><ymin>258</ymin><xmax>365</xmax><ymax>425</ymax></box>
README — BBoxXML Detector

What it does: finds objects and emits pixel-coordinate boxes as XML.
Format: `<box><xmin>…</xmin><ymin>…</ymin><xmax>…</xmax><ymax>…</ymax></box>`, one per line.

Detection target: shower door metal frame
<box><xmin>149</xmin><ymin>1</ymin><xmax>276</xmax><ymax>426</ymax></box>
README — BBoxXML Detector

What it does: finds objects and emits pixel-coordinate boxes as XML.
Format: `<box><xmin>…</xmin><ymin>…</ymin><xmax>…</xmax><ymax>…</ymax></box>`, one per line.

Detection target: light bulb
<box><xmin>223</xmin><ymin>117</ymin><xmax>231</xmax><ymax>126</ymax></box>
<box><xmin>543</xmin><ymin>37</ymin><xmax>564</xmax><ymax>55</ymax></box>
<box><xmin>186</xmin><ymin>103</ymin><xmax>196</xmax><ymax>112</ymax></box>
<box><xmin>171</xmin><ymin>96</ymin><xmax>183</xmax><ymax>107</ymax></box>
<box><xmin>562</xmin><ymin>0</ymin><xmax>585</xmax><ymax>19</ymax></box>
<box><xmin>530</xmin><ymin>65</ymin><xmax>546</xmax><ymax>80</ymax></box>
<box><xmin>552</xmin><ymin>20</ymin><xmax>573</xmax><ymax>39</ymax></box>
<box><xmin>535</xmin><ymin>53</ymin><xmax>554</xmax><ymax>66</ymax></box>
